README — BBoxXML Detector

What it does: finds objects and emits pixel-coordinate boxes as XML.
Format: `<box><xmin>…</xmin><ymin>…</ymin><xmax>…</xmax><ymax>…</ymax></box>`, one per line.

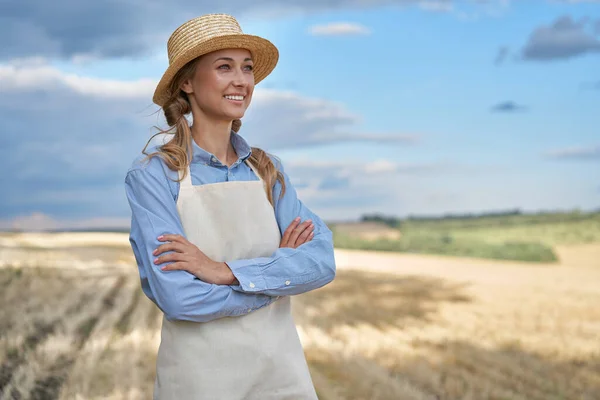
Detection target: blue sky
<box><xmin>0</xmin><ymin>0</ymin><xmax>598</xmax><ymax>230</ymax></box>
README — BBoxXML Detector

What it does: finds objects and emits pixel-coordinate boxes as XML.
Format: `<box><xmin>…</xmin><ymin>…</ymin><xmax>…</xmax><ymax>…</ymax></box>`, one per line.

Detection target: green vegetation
<box><xmin>331</xmin><ymin>210</ymin><xmax>600</xmax><ymax>263</ymax></box>
<box><xmin>332</xmin><ymin>231</ymin><xmax>558</xmax><ymax>263</ymax></box>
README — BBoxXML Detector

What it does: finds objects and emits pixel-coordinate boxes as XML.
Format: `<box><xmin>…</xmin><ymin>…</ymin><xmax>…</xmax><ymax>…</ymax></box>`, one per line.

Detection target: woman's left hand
<box><xmin>153</xmin><ymin>234</ymin><xmax>234</xmax><ymax>285</ymax></box>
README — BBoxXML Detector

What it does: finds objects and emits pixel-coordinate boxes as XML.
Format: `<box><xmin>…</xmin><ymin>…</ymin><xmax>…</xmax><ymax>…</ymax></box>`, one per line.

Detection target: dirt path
<box><xmin>332</xmin><ymin>244</ymin><xmax>600</xmax><ymax>290</ymax></box>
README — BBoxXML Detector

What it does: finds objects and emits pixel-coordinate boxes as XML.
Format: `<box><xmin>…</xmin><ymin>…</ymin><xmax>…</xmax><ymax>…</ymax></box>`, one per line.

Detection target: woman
<box><xmin>124</xmin><ymin>13</ymin><xmax>336</xmax><ymax>399</ymax></box>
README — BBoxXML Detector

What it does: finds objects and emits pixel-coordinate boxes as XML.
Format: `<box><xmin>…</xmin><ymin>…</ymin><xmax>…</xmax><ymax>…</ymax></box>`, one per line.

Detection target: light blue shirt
<box><xmin>124</xmin><ymin>132</ymin><xmax>336</xmax><ymax>323</ymax></box>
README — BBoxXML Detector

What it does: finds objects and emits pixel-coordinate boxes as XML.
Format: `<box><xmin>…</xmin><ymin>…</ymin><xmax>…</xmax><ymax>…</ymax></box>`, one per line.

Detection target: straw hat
<box><xmin>153</xmin><ymin>14</ymin><xmax>279</xmax><ymax>106</ymax></box>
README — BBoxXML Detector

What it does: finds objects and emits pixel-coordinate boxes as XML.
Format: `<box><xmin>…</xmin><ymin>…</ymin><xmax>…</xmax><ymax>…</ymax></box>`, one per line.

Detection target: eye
<box><xmin>244</xmin><ymin>65</ymin><xmax>254</xmax><ymax>71</ymax></box>
<box><xmin>218</xmin><ymin>64</ymin><xmax>230</xmax><ymax>70</ymax></box>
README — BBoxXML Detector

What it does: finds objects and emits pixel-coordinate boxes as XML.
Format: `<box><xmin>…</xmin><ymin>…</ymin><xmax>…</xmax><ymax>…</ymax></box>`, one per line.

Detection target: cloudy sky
<box><xmin>0</xmin><ymin>0</ymin><xmax>598</xmax><ymax>230</ymax></box>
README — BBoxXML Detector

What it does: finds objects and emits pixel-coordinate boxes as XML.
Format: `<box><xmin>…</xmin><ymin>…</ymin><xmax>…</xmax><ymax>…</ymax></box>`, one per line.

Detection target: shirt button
<box><xmin>211</xmin><ymin>156</ymin><xmax>217</xmax><ymax>162</ymax></box>
<box><xmin>249</xmin><ymin>282</ymin><xmax>255</xmax><ymax>288</ymax></box>
<box><xmin>285</xmin><ymin>280</ymin><xmax>291</xmax><ymax>286</ymax></box>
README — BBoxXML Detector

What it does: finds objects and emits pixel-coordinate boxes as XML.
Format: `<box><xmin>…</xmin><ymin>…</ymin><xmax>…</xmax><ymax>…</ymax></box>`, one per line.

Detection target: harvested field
<box><xmin>1</xmin><ymin>232</ymin><xmax>599</xmax><ymax>399</ymax></box>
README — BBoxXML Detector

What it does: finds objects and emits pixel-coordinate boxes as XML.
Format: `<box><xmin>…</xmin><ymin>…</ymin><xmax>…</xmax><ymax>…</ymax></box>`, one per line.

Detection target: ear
<box><xmin>180</xmin><ymin>78</ymin><xmax>193</xmax><ymax>94</ymax></box>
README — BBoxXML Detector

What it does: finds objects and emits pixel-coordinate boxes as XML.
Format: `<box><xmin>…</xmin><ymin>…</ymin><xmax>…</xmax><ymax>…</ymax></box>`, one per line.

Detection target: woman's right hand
<box><xmin>280</xmin><ymin>217</ymin><xmax>314</xmax><ymax>248</ymax></box>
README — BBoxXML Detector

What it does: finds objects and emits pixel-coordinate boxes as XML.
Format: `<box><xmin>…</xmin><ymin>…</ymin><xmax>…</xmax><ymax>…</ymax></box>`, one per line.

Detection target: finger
<box><xmin>291</xmin><ymin>221</ymin><xmax>312</xmax><ymax>243</ymax></box>
<box><xmin>157</xmin><ymin>234</ymin><xmax>188</xmax><ymax>244</ymax></box>
<box><xmin>154</xmin><ymin>252</ymin><xmax>187</xmax><ymax>266</ymax></box>
<box><xmin>294</xmin><ymin>222</ymin><xmax>314</xmax><ymax>247</ymax></box>
<box><xmin>288</xmin><ymin>219</ymin><xmax>312</xmax><ymax>246</ymax></box>
<box><xmin>160</xmin><ymin>261</ymin><xmax>190</xmax><ymax>272</ymax></box>
<box><xmin>153</xmin><ymin>242</ymin><xmax>186</xmax><ymax>256</ymax></box>
<box><xmin>281</xmin><ymin>217</ymin><xmax>300</xmax><ymax>246</ymax></box>
<box><xmin>296</xmin><ymin>223</ymin><xmax>313</xmax><ymax>243</ymax></box>
<box><xmin>283</xmin><ymin>217</ymin><xmax>300</xmax><ymax>238</ymax></box>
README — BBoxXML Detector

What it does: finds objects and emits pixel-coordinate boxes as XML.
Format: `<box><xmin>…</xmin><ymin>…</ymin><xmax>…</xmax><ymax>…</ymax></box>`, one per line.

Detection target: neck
<box><xmin>190</xmin><ymin>117</ymin><xmax>237</xmax><ymax>167</ymax></box>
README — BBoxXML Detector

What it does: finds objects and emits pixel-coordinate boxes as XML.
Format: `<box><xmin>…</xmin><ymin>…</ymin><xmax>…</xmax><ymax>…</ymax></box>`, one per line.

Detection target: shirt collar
<box><xmin>191</xmin><ymin>130</ymin><xmax>252</xmax><ymax>166</ymax></box>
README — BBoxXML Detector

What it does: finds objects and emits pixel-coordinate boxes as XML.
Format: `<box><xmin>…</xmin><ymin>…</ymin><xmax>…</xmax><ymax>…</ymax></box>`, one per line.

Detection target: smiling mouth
<box><xmin>224</xmin><ymin>95</ymin><xmax>245</xmax><ymax>101</ymax></box>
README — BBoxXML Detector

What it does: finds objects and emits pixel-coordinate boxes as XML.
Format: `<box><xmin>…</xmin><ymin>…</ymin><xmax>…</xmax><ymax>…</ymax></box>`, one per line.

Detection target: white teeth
<box><xmin>224</xmin><ymin>95</ymin><xmax>244</xmax><ymax>101</ymax></box>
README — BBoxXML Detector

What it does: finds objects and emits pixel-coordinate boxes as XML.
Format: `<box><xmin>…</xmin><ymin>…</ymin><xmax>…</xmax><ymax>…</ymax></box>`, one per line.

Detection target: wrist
<box><xmin>220</xmin><ymin>262</ymin><xmax>237</xmax><ymax>285</ymax></box>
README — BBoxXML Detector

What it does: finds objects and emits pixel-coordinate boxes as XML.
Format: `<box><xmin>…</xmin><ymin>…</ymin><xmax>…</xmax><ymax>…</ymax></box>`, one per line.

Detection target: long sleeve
<box><xmin>226</xmin><ymin>156</ymin><xmax>336</xmax><ymax>296</ymax></box>
<box><xmin>124</xmin><ymin>165</ymin><xmax>275</xmax><ymax>323</ymax></box>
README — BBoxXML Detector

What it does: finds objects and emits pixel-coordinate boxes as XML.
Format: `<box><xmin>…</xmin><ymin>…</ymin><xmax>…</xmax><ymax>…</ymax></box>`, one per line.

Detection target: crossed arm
<box><xmin>124</xmin><ymin>158</ymin><xmax>336</xmax><ymax>323</ymax></box>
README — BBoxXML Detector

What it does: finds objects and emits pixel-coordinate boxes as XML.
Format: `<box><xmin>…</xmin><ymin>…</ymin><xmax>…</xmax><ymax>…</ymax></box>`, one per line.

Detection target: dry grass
<box><xmin>1</xmin><ymin>232</ymin><xmax>599</xmax><ymax>399</ymax></box>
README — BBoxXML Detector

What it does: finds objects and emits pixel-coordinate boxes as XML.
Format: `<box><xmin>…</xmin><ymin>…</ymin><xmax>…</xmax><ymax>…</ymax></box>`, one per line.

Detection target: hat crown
<box><xmin>167</xmin><ymin>14</ymin><xmax>243</xmax><ymax>65</ymax></box>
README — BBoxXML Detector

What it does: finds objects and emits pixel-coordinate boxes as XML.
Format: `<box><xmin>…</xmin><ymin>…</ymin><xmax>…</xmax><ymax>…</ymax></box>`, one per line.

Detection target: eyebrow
<box><xmin>213</xmin><ymin>57</ymin><xmax>253</xmax><ymax>63</ymax></box>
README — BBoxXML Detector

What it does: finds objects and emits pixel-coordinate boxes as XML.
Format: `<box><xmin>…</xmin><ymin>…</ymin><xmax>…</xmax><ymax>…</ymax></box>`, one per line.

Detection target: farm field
<box><xmin>331</xmin><ymin>210</ymin><xmax>600</xmax><ymax>263</ymax></box>
<box><xmin>1</xmin><ymin>232</ymin><xmax>599</xmax><ymax>399</ymax></box>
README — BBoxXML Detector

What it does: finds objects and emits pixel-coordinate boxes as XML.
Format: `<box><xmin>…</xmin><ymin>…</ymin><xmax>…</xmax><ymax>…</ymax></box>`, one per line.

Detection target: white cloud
<box><xmin>309</xmin><ymin>22</ymin><xmax>371</xmax><ymax>36</ymax></box>
<box><xmin>279</xmin><ymin>157</ymin><xmax>596</xmax><ymax>221</ymax></box>
<box><xmin>364</xmin><ymin>160</ymin><xmax>400</xmax><ymax>173</ymax></box>
<box><xmin>0</xmin><ymin>63</ymin><xmax>156</xmax><ymax>98</ymax></box>
<box><xmin>0</xmin><ymin>64</ymin><xmax>419</xmax><ymax>150</ymax></box>
<box><xmin>285</xmin><ymin>158</ymin><xmax>438</xmax><ymax>175</ymax></box>
<box><xmin>418</xmin><ymin>1</ymin><xmax>454</xmax><ymax>12</ymax></box>
<box><xmin>278</xmin><ymin>158</ymin><xmax>454</xmax><ymax>219</ymax></box>
<box><xmin>0</xmin><ymin>65</ymin><xmax>419</xmax><ymax>223</ymax></box>
<box><xmin>244</xmin><ymin>89</ymin><xmax>419</xmax><ymax>150</ymax></box>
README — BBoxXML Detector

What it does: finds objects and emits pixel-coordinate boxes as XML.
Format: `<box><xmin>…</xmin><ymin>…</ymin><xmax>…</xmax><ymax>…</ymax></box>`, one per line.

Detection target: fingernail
<box><xmin>158</xmin><ymin>235</ymin><xmax>164</xmax><ymax>240</ymax></box>
<box><xmin>153</xmin><ymin>258</ymin><xmax>159</xmax><ymax>264</ymax></box>
<box><xmin>307</xmin><ymin>219</ymin><xmax>312</xmax><ymax>223</ymax></box>
<box><xmin>294</xmin><ymin>217</ymin><xmax>300</xmax><ymax>222</ymax></box>
<box><xmin>152</xmin><ymin>249</ymin><xmax>157</xmax><ymax>255</ymax></box>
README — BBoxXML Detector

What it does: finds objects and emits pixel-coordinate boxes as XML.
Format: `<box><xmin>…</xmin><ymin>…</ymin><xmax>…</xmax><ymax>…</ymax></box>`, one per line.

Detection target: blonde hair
<box><xmin>141</xmin><ymin>56</ymin><xmax>286</xmax><ymax>206</ymax></box>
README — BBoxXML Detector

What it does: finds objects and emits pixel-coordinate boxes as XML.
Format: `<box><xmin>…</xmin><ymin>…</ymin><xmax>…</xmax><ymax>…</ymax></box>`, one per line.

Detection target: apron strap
<box><xmin>179</xmin><ymin>160</ymin><xmax>264</xmax><ymax>187</ymax></box>
<box><xmin>179</xmin><ymin>165</ymin><xmax>193</xmax><ymax>188</ymax></box>
<box><xmin>245</xmin><ymin>159</ymin><xmax>264</xmax><ymax>183</ymax></box>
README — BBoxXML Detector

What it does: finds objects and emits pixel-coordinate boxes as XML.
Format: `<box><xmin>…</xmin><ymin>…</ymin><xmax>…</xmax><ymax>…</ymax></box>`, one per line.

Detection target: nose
<box><xmin>232</xmin><ymin>76</ymin><xmax>245</xmax><ymax>88</ymax></box>
<box><xmin>232</xmin><ymin>77</ymin><xmax>245</xmax><ymax>88</ymax></box>
<box><xmin>232</xmin><ymin>67</ymin><xmax>250</xmax><ymax>88</ymax></box>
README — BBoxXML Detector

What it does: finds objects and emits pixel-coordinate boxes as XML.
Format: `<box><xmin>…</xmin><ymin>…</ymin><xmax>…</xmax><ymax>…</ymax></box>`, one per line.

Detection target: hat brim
<box><xmin>152</xmin><ymin>34</ymin><xmax>279</xmax><ymax>107</ymax></box>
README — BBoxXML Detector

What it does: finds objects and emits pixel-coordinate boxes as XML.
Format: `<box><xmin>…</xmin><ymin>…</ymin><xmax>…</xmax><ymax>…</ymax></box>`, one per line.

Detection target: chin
<box><xmin>225</xmin><ymin>110</ymin><xmax>246</xmax><ymax>120</ymax></box>
<box><xmin>215</xmin><ymin>104</ymin><xmax>248</xmax><ymax>121</ymax></box>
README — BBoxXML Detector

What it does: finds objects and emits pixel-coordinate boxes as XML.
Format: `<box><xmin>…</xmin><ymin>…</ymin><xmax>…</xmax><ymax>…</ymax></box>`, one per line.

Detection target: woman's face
<box><xmin>181</xmin><ymin>48</ymin><xmax>255</xmax><ymax>121</ymax></box>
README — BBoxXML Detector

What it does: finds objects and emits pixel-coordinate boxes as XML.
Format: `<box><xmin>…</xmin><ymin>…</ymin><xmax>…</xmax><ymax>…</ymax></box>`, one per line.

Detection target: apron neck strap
<box><xmin>179</xmin><ymin>160</ymin><xmax>264</xmax><ymax>187</ymax></box>
<box><xmin>179</xmin><ymin>165</ymin><xmax>193</xmax><ymax>187</ymax></box>
<box><xmin>245</xmin><ymin>159</ymin><xmax>264</xmax><ymax>183</ymax></box>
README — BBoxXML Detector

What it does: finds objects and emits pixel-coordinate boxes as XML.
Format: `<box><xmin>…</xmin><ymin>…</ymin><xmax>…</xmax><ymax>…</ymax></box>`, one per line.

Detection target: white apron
<box><xmin>153</xmin><ymin>159</ymin><xmax>317</xmax><ymax>400</ymax></box>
